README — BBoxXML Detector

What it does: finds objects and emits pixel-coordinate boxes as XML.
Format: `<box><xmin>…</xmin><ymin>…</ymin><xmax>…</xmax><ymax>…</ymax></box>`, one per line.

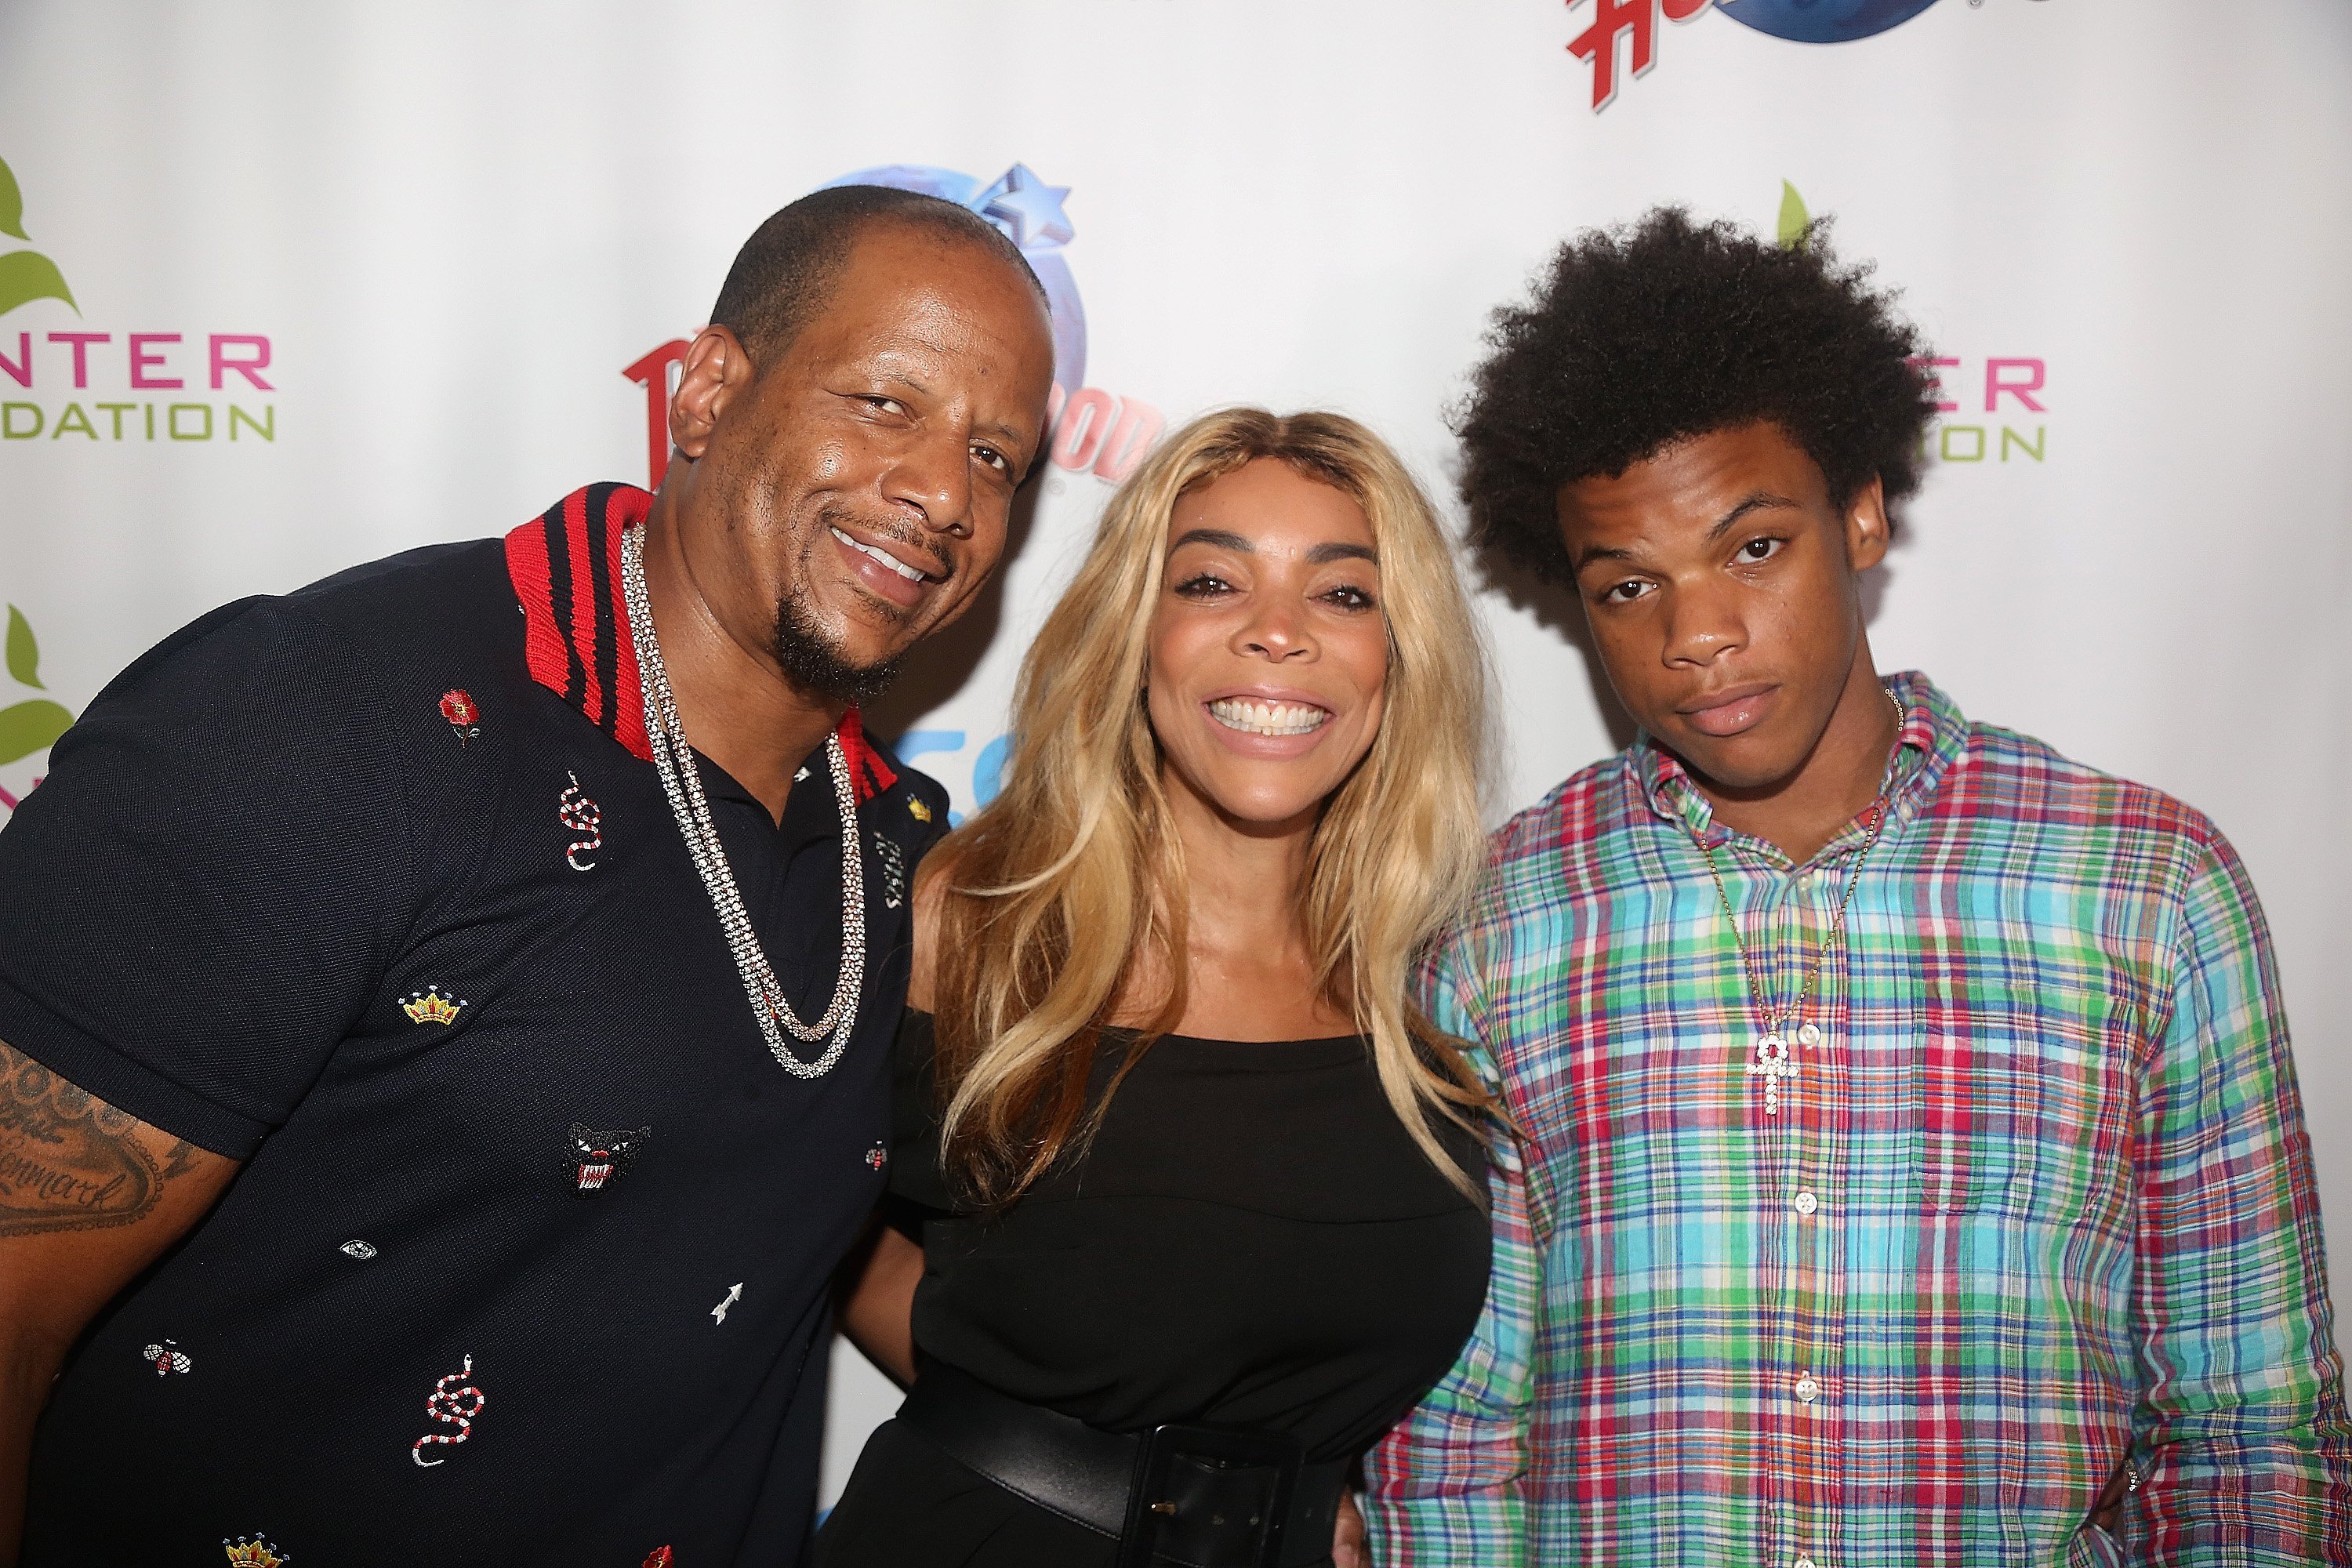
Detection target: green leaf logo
<box><xmin>0</xmin><ymin>604</ymin><xmax>74</xmax><ymax>768</ymax></box>
<box><xmin>0</xmin><ymin>154</ymin><xmax>24</xmax><ymax>242</ymax></box>
<box><xmin>0</xmin><ymin>701</ymin><xmax>71</xmax><ymax>768</ymax></box>
<box><xmin>5</xmin><ymin>605</ymin><xmax>42</xmax><ymax>688</ymax></box>
<box><xmin>0</xmin><ymin>251</ymin><xmax>74</xmax><ymax>316</ymax></box>
<box><xmin>0</xmin><ymin>152</ymin><xmax>77</xmax><ymax>318</ymax></box>
<box><xmin>1777</xmin><ymin>180</ymin><xmax>1811</xmax><ymax>252</ymax></box>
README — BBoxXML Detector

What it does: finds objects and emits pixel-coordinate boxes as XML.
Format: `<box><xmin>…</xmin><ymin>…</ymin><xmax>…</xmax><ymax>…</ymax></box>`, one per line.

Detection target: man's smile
<box><xmin>827</xmin><ymin>523</ymin><xmax>948</xmax><ymax>611</ymax></box>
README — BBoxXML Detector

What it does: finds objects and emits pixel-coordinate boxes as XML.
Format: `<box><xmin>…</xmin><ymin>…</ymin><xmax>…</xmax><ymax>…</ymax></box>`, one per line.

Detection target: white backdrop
<box><xmin>2</xmin><ymin>0</ymin><xmax>2347</xmax><ymax>1511</ymax></box>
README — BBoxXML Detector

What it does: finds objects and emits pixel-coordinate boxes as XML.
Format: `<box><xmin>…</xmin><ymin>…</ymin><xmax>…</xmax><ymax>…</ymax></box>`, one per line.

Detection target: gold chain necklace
<box><xmin>1694</xmin><ymin>688</ymin><xmax>1903</xmax><ymax>1117</ymax></box>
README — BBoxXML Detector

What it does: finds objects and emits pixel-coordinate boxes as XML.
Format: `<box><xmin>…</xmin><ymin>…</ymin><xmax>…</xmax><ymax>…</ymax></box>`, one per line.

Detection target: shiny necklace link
<box><xmin>1696</xmin><ymin>689</ymin><xmax>1901</xmax><ymax>1116</ymax></box>
<box><xmin>622</xmin><ymin>524</ymin><xmax>865</xmax><ymax>1078</ymax></box>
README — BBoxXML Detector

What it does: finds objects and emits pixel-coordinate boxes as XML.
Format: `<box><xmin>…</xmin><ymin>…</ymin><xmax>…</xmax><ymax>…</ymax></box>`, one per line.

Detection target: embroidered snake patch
<box><xmin>410</xmin><ymin>1354</ymin><xmax>485</xmax><ymax>1467</ymax></box>
<box><xmin>559</xmin><ymin>771</ymin><xmax>602</xmax><ymax>871</ymax></box>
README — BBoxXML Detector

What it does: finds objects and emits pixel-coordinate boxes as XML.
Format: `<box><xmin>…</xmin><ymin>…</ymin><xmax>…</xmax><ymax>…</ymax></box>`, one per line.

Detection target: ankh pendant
<box><xmin>1748</xmin><ymin>1030</ymin><xmax>1795</xmax><ymax>1116</ymax></box>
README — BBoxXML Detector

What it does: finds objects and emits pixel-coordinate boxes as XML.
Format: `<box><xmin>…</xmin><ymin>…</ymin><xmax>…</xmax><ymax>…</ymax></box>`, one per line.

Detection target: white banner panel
<box><xmin>2</xmin><ymin>0</ymin><xmax>2347</xmax><ymax>1511</ymax></box>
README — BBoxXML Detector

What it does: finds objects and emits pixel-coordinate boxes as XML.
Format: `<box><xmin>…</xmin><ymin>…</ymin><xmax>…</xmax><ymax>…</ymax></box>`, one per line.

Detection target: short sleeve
<box><xmin>886</xmin><ymin>1007</ymin><xmax>953</xmax><ymax>1215</ymax></box>
<box><xmin>0</xmin><ymin>601</ymin><xmax>419</xmax><ymax>1157</ymax></box>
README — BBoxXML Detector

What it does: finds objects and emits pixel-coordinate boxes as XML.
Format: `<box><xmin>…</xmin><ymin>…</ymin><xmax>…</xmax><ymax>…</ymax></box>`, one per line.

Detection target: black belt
<box><xmin>896</xmin><ymin>1363</ymin><xmax>1348</xmax><ymax>1568</ymax></box>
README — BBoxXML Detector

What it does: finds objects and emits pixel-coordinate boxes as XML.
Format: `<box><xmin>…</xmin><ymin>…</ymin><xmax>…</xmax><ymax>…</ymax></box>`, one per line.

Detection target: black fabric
<box><xmin>891</xmin><ymin>1362</ymin><xmax>1349</xmax><ymax>1566</ymax></box>
<box><xmin>816</xmin><ymin>1010</ymin><xmax>1490</xmax><ymax>1568</ymax></box>
<box><xmin>0</xmin><ymin>538</ymin><xmax>949</xmax><ymax>1566</ymax></box>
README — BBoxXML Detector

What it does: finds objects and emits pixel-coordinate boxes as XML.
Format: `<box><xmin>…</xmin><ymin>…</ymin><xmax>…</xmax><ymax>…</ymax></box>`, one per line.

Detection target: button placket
<box><xmin>1788</xmin><ymin>859</ymin><xmax>1854</xmax><ymax>1568</ymax></box>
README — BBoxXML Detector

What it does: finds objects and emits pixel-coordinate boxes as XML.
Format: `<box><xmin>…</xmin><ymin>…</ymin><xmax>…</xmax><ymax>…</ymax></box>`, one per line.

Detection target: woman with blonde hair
<box><xmin>816</xmin><ymin>408</ymin><xmax>1496</xmax><ymax>1568</ymax></box>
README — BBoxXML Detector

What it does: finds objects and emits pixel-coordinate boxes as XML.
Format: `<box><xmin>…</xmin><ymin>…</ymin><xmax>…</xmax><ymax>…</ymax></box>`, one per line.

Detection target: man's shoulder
<box><xmin>97</xmin><ymin>539</ymin><xmax>513</xmax><ymax>709</ymax></box>
<box><xmin>858</xmin><ymin>731</ymin><xmax>956</xmax><ymax>858</ymax></box>
<box><xmin>1437</xmin><ymin>752</ymin><xmax>1642</xmax><ymax>954</ymax></box>
<box><xmin>1486</xmin><ymin>750</ymin><xmax>1642</xmax><ymax>877</ymax></box>
<box><xmin>1952</xmin><ymin>718</ymin><xmax>2227</xmax><ymax>864</ymax></box>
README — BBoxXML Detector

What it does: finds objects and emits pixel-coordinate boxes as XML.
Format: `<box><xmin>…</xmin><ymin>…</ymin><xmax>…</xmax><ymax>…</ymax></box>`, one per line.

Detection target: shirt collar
<box><xmin>503</xmin><ymin>483</ymin><xmax>898</xmax><ymax>804</ymax></box>
<box><xmin>1632</xmin><ymin>670</ymin><xmax>1965</xmax><ymax>852</ymax></box>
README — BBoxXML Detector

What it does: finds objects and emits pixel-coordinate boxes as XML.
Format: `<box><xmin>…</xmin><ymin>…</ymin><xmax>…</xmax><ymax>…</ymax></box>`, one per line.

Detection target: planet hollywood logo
<box><xmin>0</xmin><ymin>152</ymin><xmax>278</xmax><ymax>446</ymax></box>
<box><xmin>620</xmin><ymin>162</ymin><xmax>1161</xmax><ymax>493</ymax></box>
<box><xmin>1568</xmin><ymin>0</ymin><xmax>2035</xmax><ymax>113</ymax></box>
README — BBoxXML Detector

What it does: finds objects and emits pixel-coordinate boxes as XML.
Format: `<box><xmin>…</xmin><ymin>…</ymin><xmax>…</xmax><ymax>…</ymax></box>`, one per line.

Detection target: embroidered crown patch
<box><xmin>223</xmin><ymin>1537</ymin><xmax>289</xmax><ymax>1568</ymax></box>
<box><xmin>399</xmin><ymin>988</ymin><xmax>466</xmax><ymax>1026</ymax></box>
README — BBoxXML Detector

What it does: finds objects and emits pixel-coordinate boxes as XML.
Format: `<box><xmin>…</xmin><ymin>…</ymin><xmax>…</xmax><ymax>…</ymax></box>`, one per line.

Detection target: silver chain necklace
<box><xmin>1695</xmin><ymin>686</ymin><xmax>1904</xmax><ymax>1117</ymax></box>
<box><xmin>621</xmin><ymin>523</ymin><xmax>866</xmax><ymax>1078</ymax></box>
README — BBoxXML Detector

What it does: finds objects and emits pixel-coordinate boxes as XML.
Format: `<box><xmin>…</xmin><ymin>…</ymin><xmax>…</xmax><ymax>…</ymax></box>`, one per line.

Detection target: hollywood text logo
<box><xmin>1568</xmin><ymin>0</ymin><xmax>1948</xmax><ymax>113</ymax></box>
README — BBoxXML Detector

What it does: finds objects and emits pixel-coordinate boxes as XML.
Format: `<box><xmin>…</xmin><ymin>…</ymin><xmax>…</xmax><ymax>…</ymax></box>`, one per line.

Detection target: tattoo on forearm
<box><xmin>0</xmin><ymin>1040</ymin><xmax>164</xmax><ymax>1236</ymax></box>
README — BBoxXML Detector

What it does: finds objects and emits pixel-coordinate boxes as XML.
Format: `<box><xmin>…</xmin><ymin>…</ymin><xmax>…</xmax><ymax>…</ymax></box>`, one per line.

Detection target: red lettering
<box><xmin>49</xmin><ymin>331</ymin><xmax>110</xmax><ymax>389</ymax></box>
<box><xmin>1051</xmin><ymin>388</ymin><xmax>1118</xmax><ymax>472</ymax></box>
<box><xmin>1984</xmin><ymin>358</ymin><xmax>2045</xmax><ymax>413</ymax></box>
<box><xmin>0</xmin><ymin>333</ymin><xmax>27</xmax><ymax>389</ymax></box>
<box><xmin>1910</xmin><ymin>355</ymin><xmax>1962</xmax><ymax>414</ymax></box>
<box><xmin>1569</xmin><ymin>0</ymin><xmax>1655</xmax><ymax>111</ymax></box>
<box><xmin>129</xmin><ymin>332</ymin><xmax>183</xmax><ymax>390</ymax></box>
<box><xmin>1092</xmin><ymin>396</ymin><xmax>1163</xmax><ymax>484</ymax></box>
<box><xmin>209</xmin><ymin>334</ymin><xmax>274</xmax><ymax>391</ymax></box>
<box><xmin>622</xmin><ymin>339</ymin><xmax>691</xmax><ymax>490</ymax></box>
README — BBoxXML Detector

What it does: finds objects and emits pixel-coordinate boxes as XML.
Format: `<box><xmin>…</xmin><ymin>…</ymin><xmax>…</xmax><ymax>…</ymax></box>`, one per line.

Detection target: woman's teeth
<box><xmin>833</xmin><ymin>527</ymin><xmax>924</xmax><ymax>583</ymax></box>
<box><xmin>1208</xmin><ymin>698</ymin><xmax>1330</xmax><ymax>737</ymax></box>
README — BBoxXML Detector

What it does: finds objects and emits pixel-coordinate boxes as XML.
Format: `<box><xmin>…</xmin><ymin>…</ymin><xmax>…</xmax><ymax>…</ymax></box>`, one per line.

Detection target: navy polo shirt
<box><xmin>0</xmin><ymin>483</ymin><xmax>946</xmax><ymax>1565</ymax></box>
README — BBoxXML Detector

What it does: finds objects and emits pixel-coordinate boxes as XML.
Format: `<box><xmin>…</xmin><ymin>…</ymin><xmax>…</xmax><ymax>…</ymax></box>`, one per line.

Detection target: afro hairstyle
<box><xmin>1455</xmin><ymin>206</ymin><xmax>1940</xmax><ymax>585</ymax></box>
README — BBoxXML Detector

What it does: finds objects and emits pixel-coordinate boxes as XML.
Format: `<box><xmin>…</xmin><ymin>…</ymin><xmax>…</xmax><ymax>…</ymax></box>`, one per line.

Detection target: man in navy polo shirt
<box><xmin>0</xmin><ymin>183</ymin><xmax>1055</xmax><ymax>1565</ymax></box>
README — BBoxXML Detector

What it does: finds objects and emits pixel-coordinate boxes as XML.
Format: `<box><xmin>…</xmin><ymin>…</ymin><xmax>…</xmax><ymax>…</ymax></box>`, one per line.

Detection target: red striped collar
<box><xmin>503</xmin><ymin>483</ymin><xmax>898</xmax><ymax>803</ymax></box>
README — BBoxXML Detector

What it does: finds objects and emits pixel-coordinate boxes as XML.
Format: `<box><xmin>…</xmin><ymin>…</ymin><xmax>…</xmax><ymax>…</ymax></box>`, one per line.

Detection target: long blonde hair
<box><xmin>928</xmin><ymin>408</ymin><xmax>1494</xmax><ymax>1207</ymax></box>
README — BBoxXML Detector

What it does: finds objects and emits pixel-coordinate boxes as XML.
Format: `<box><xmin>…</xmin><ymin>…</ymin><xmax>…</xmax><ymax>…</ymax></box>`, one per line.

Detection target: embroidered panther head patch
<box><xmin>565</xmin><ymin>1123</ymin><xmax>649</xmax><ymax>1195</ymax></box>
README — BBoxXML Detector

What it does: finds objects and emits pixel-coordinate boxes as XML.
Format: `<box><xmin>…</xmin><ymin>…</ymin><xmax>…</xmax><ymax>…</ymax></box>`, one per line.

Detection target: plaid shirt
<box><xmin>1368</xmin><ymin>673</ymin><xmax>2350</xmax><ymax>1566</ymax></box>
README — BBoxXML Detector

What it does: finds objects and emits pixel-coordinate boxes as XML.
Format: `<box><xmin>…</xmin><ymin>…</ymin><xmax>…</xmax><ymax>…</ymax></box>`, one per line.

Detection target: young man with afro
<box><xmin>1366</xmin><ymin>210</ymin><xmax>2350</xmax><ymax>1564</ymax></box>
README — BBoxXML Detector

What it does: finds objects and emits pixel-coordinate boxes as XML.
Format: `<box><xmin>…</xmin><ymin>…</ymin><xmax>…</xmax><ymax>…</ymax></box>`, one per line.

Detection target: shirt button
<box><xmin>1794</xmin><ymin>1190</ymin><xmax>1819</xmax><ymax>1215</ymax></box>
<box><xmin>1795</xmin><ymin>1557</ymin><xmax>1818</xmax><ymax>1568</ymax></box>
<box><xmin>1794</xmin><ymin>1374</ymin><xmax>1820</xmax><ymax>1403</ymax></box>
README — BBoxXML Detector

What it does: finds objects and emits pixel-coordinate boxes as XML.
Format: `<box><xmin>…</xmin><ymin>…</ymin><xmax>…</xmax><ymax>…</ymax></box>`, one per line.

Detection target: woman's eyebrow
<box><xmin>1168</xmin><ymin>528</ymin><xmax>1254</xmax><ymax>554</ymax></box>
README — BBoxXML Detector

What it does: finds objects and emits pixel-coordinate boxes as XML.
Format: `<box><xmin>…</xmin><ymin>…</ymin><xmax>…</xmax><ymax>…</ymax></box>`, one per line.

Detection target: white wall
<box><xmin>1</xmin><ymin>0</ymin><xmax>2345</xmax><ymax>1506</ymax></box>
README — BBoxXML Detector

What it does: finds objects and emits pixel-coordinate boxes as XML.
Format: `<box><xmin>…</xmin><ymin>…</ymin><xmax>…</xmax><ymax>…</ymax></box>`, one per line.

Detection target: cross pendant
<box><xmin>1748</xmin><ymin>1030</ymin><xmax>1795</xmax><ymax>1116</ymax></box>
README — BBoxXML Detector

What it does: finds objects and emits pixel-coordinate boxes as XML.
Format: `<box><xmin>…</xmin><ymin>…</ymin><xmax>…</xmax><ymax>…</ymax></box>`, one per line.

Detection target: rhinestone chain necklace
<box><xmin>1697</xmin><ymin>688</ymin><xmax>1902</xmax><ymax>1116</ymax></box>
<box><xmin>621</xmin><ymin>524</ymin><xmax>866</xmax><ymax>1078</ymax></box>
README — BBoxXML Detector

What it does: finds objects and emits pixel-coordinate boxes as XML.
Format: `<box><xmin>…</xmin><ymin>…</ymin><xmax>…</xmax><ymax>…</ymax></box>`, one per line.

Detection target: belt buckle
<box><xmin>1116</xmin><ymin>1422</ymin><xmax>1305</xmax><ymax>1568</ymax></box>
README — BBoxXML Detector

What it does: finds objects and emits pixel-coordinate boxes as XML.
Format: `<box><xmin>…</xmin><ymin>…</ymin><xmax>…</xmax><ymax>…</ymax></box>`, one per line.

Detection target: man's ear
<box><xmin>667</xmin><ymin>325</ymin><xmax>757</xmax><ymax>462</ymax></box>
<box><xmin>1845</xmin><ymin>475</ymin><xmax>1891</xmax><ymax>572</ymax></box>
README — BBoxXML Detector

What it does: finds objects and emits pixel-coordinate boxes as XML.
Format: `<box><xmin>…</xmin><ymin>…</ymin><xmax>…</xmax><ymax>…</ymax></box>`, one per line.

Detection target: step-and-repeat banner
<box><xmin>3</xmin><ymin>0</ymin><xmax>2348</xmax><ymax>1504</ymax></box>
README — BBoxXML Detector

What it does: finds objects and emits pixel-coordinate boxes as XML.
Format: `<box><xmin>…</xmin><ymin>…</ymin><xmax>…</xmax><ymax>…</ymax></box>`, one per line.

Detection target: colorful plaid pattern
<box><xmin>1368</xmin><ymin>673</ymin><xmax>2350</xmax><ymax>1566</ymax></box>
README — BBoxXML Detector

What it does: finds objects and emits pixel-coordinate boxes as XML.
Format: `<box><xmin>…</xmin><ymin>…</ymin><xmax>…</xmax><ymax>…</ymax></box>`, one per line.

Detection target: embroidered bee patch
<box><xmin>566</xmin><ymin>1123</ymin><xmax>649</xmax><ymax>1195</ymax></box>
<box><xmin>141</xmin><ymin>1338</ymin><xmax>191</xmax><ymax>1376</ymax></box>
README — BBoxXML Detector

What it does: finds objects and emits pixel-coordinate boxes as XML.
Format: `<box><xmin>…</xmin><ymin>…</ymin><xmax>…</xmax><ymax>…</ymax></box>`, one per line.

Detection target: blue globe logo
<box><xmin>1715</xmin><ymin>0</ymin><xmax>1940</xmax><ymax>44</ymax></box>
<box><xmin>819</xmin><ymin>164</ymin><xmax>1086</xmax><ymax>401</ymax></box>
